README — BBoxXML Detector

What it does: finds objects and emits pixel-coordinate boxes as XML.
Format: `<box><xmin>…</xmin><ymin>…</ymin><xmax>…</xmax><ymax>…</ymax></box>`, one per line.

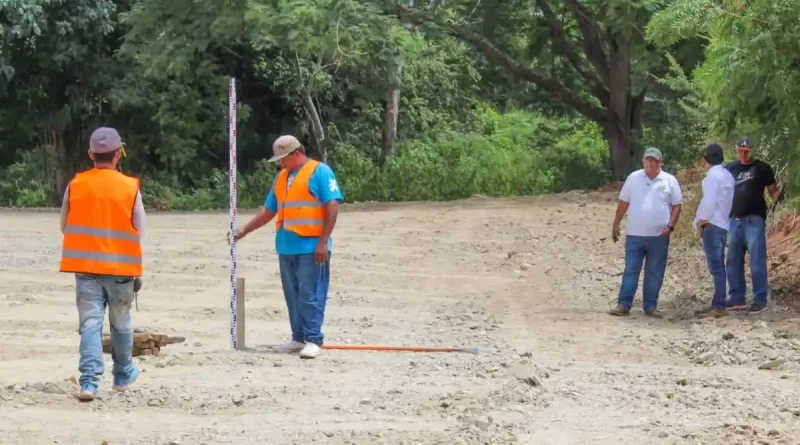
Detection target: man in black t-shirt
<box><xmin>724</xmin><ymin>138</ymin><xmax>781</xmax><ymax>314</ymax></box>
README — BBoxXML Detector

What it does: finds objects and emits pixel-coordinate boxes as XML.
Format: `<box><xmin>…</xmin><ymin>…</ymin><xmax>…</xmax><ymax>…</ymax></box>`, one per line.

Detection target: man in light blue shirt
<box><xmin>232</xmin><ymin>135</ymin><xmax>343</xmax><ymax>359</ymax></box>
<box><xmin>693</xmin><ymin>143</ymin><xmax>735</xmax><ymax>318</ymax></box>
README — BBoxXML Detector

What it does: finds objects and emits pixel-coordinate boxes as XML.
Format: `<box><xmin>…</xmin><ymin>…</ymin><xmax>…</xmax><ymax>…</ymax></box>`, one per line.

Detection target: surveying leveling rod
<box><xmin>228</xmin><ymin>77</ymin><xmax>239</xmax><ymax>351</ymax></box>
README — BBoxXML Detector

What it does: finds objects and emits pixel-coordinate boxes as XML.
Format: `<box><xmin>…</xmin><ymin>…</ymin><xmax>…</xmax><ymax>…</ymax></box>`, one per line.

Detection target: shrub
<box><xmin>0</xmin><ymin>105</ymin><xmax>614</xmax><ymax>209</ymax></box>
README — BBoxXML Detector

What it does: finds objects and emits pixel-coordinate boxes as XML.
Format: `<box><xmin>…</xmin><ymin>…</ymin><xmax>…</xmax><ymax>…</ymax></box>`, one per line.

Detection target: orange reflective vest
<box><xmin>274</xmin><ymin>159</ymin><xmax>325</xmax><ymax>237</ymax></box>
<box><xmin>59</xmin><ymin>168</ymin><xmax>143</xmax><ymax>277</ymax></box>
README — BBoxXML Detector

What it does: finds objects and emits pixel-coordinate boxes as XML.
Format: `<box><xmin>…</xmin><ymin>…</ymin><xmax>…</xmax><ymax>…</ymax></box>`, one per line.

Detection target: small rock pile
<box><xmin>1</xmin><ymin>377</ymin><xmax>77</xmax><ymax>407</ymax></box>
<box><xmin>674</xmin><ymin>423</ymin><xmax>798</xmax><ymax>445</ymax></box>
<box><xmin>665</xmin><ymin>325</ymin><xmax>800</xmax><ymax>370</ymax></box>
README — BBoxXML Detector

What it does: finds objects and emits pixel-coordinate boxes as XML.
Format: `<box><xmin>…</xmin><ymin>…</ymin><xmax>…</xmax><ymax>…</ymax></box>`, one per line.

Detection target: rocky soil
<box><xmin>1</xmin><ymin>191</ymin><xmax>799</xmax><ymax>444</ymax></box>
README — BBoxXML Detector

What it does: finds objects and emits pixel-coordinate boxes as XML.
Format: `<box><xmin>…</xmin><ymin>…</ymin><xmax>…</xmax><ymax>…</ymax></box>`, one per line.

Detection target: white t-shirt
<box><xmin>619</xmin><ymin>169</ymin><xmax>683</xmax><ymax>237</ymax></box>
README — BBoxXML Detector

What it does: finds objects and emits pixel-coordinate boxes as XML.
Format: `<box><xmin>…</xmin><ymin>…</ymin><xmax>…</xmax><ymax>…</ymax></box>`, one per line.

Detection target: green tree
<box><xmin>0</xmin><ymin>0</ymin><xmax>128</xmax><ymax>200</ymax></box>
<box><xmin>386</xmin><ymin>0</ymin><xmax>703</xmax><ymax>177</ymax></box>
<box><xmin>647</xmin><ymin>0</ymin><xmax>800</xmax><ymax>191</ymax></box>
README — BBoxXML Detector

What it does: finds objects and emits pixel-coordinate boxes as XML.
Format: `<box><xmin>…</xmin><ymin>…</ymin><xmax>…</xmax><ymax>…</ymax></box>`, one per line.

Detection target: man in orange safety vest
<box><xmin>59</xmin><ymin>127</ymin><xmax>145</xmax><ymax>401</ymax></box>
<box><xmin>232</xmin><ymin>135</ymin><xmax>343</xmax><ymax>359</ymax></box>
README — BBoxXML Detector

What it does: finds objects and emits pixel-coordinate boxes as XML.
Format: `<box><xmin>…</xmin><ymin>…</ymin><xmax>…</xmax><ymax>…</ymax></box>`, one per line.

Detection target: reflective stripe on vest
<box><xmin>61</xmin><ymin>249</ymin><xmax>142</xmax><ymax>265</ymax></box>
<box><xmin>274</xmin><ymin>159</ymin><xmax>325</xmax><ymax>237</ymax></box>
<box><xmin>277</xmin><ymin>200</ymin><xmax>323</xmax><ymax>210</ymax></box>
<box><xmin>63</xmin><ymin>225</ymin><xmax>141</xmax><ymax>243</ymax></box>
<box><xmin>59</xmin><ymin>168</ymin><xmax>143</xmax><ymax>277</ymax></box>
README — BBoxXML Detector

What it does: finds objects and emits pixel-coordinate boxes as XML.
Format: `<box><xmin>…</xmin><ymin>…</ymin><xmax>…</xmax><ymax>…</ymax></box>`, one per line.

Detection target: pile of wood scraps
<box><xmin>102</xmin><ymin>330</ymin><xmax>185</xmax><ymax>357</ymax></box>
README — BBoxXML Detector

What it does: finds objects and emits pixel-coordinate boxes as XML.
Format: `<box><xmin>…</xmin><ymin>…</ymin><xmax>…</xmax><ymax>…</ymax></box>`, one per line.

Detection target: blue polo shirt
<box><xmin>264</xmin><ymin>161</ymin><xmax>344</xmax><ymax>255</ymax></box>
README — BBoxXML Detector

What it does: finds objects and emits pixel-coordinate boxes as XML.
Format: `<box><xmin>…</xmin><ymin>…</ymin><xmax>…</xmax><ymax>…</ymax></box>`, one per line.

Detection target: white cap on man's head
<box><xmin>268</xmin><ymin>135</ymin><xmax>302</xmax><ymax>162</ymax></box>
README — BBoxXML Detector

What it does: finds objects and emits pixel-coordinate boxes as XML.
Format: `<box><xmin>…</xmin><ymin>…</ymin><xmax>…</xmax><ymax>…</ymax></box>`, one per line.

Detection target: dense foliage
<box><xmin>647</xmin><ymin>0</ymin><xmax>800</xmax><ymax>198</ymax></box>
<box><xmin>0</xmin><ymin>0</ymin><xmax>795</xmax><ymax>209</ymax></box>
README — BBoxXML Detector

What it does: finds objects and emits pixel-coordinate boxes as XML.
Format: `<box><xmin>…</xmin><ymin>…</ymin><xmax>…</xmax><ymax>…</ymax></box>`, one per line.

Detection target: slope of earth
<box><xmin>766</xmin><ymin>214</ymin><xmax>800</xmax><ymax>311</ymax></box>
<box><xmin>1</xmin><ymin>192</ymin><xmax>798</xmax><ymax>445</ymax></box>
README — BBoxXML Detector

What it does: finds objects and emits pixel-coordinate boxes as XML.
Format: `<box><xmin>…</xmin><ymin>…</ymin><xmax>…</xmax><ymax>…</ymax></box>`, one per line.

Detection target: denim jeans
<box><xmin>278</xmin><ymin>253</ymin><xmax>331</xmax><ymax>345</ymax></box>
<box><xmin>617</xmin><ymin>235</ymin><xmax>671</xmax><ymax>311</ymax></box>
<box><xmin>76</xmin><ymin>274</ymin><xmax>136</xmax><ymax>389</ymax></box>
<box><xmin>727</xmin><ymin>215</ymin><xmax>768</xmax><ymax>306</ymax></box>
<box><xmin>702</xmin><ymin>224</ymin><xmax>728</xmax><ymax>309</ymax></box>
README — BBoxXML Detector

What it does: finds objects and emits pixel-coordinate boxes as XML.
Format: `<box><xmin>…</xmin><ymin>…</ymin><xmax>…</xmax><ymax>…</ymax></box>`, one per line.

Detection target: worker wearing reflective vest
<box><xmin>232</xmin><ymin>135</ymin><xmax>343</xmax><ymax>359</ymax></box>
<box><xmin>59</xmin><ymin>127</ymin><xmax>145</xmax><ymax>401</ymax></box>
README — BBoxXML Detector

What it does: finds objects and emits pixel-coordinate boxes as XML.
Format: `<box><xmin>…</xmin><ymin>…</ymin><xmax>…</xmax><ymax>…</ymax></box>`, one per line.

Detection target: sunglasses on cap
<box><xmin>736</xmin><ymin>138</ymin><xmax>749</xmax><ymax>150</ymax></box>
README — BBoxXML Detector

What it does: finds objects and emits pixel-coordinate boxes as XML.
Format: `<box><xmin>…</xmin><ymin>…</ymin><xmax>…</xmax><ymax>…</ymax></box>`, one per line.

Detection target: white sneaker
<box><xmin>272</xmin><ymin>340</ymin><xmax>305</xmax><ymax>353</ymax></box>
<box><xmin>299</xmin><ymin>342</ymin><xmax>321</xmax><ymax>359</ymax></box>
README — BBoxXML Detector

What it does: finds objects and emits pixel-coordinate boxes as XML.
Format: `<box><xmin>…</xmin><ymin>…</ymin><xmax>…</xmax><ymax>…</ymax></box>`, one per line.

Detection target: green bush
<box><xmin>329</xmin><ymin>143</ymin><xmax>385</xmax><ymax>201</ymax></box>
<box><xmin>139</xmin><ymin>160</ymin><xmax>278</xmax><ymax>210</ymax></box>
<box><xmin>0</xmin><ymin>151</ymin><xmax>51</xmax><ymax>207</ymax></box>
<box><xmin>328</xmin><ymin>105</ymin><xmax>609</xmax><ymax>202</ymax></box>
<box><xmin>541</xmin><ymin>121</ymin><xmax>610</xmax><ymax>192</ymax></box>
<box><xmin>1</xmin><ymin>105</ymin><xmax>612</xmax><ymax>210</ymax></box>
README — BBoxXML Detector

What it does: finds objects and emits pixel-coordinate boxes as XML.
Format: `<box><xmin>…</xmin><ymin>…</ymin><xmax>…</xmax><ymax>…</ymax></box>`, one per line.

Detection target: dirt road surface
<box><xmin>2</xmin><ymin>192</ymin><xmax>799</xmax><ymax>445</ymax></box>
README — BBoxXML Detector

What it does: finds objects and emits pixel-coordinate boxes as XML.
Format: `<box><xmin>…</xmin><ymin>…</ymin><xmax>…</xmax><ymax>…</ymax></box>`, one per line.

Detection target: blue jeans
<box><xmin>727</xmin><ymin>215</ymin><xmax>768</xmax><ymax>306</ymax></box>
<box><xmin>76</xmin><ymin>274</ymin><xmax>136</xmax><ymax>389</ymax></box>
<box><xmin>702</xmin><ymin>224</ymin><xmax>728</xmax><ymax>309</ymax></box>
<box><xmin>617</xmin><ymin>235</ymin><xmax>670</xmax><ymax>311</ymax></box>
<box><xmin>278</xmin><ymin>253</ymin><xmax>330</xmax><ymax>345</ymax></box>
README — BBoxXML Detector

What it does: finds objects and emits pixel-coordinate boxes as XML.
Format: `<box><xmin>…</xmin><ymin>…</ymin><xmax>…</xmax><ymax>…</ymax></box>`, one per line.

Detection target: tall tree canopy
<box><xmin>0</xmin><ymin>0</ymin><xmax>795</xmax><ymax>208</ymax></box>
<box><xmin>385</xmin><ymin>0</ymin><xmax>702</xmax><ymax>177</ymax></box>
<box><xmin>647</xmin><ymin>0</ymin><xmax>800</xmax><ymax>191</ymax></box>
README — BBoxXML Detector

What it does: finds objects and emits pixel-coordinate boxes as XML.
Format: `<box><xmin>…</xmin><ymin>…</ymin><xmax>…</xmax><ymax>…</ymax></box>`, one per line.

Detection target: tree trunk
<box><xmin>381</xmin><ymin>64</ymin><xmax>401</xmax><ymax>166</ymax></box>
<box><xmin>603</xmin><ymin>94</ymin><xmax>644</xmax><ymax>179</ymax></box>
<box><xmin>381</xmin><ymin>0</ymin><xmax>415</xmax><ymax>166</ymax></box>
<box><xmin>44</xmin><ymin>128</ymin><xmax>70</xmax><ymax>205</ymax></box>
<box><xmin>605</xmin><ymin>34</ymin><xmax>633</xmax><ymax>179</ymax></box>
<box><xmin>604</xmin><ymin>121</ymin><xmax>631</xmax><ymax>179</ymax></box>
<box><xmin>303</xmin><ymin>90</ymin><xmax>327</xmax><ymax>163</ymax></box>
<box><xmin>629</xmin><ymin>92</ymin><xmax>645</xmax><ymax>159</ymax></box>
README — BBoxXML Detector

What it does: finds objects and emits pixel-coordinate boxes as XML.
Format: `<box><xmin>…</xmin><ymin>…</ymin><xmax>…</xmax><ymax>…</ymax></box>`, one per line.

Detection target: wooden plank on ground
<box><xmin>101</xmin><ymin>330</ymin><xmax>184</xmax><ymax>357</ymax></box>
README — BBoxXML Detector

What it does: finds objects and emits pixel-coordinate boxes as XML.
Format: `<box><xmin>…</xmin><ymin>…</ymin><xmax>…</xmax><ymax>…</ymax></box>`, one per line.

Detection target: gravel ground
<box><xmin>1</xmin><ymin>192</ymin><xmax>798</xmax><ymax>445</ymax></box>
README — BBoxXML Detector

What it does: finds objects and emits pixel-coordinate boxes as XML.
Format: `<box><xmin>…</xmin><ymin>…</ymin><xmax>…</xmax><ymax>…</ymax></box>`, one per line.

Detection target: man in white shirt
<box><xmin>693</xmin><ymin>143</ymin><xmax>735</xmax><ymax>318</ymax></box>
<box><xmin>609</xmin><ymin>147</ymin><xmax>683</xmax><ymax>318</ymax></box>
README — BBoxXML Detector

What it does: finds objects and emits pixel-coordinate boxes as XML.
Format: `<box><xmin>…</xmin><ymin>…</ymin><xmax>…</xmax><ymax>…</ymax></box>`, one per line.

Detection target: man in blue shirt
<box><xmin>232</xmin><ymin>135</ymin><xmax>343</xmax><ymax>359</ymax></box>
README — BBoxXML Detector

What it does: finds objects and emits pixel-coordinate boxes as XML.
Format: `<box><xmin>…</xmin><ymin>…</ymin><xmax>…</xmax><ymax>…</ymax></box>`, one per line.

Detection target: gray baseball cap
<box><xmin>89</xmin><ymin>127</ymin><xmax>123</xmax><ymax>154</ymax></box>
<box><xmin>268</xmin><ymin>135</ymin><xmax>302</xmax><ymax>162</ymax></box>
<box><xmin>643</xmin><ymin>146</ymin><xmax>663</xmax><ymax>160</ymax></box>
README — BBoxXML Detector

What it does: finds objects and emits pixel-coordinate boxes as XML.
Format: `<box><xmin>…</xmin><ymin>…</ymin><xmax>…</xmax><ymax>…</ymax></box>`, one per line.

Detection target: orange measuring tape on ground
<box><xmin>321</xmin><ymin>344</ymin><xmax>479</xmax><ymax>354</ymax></box>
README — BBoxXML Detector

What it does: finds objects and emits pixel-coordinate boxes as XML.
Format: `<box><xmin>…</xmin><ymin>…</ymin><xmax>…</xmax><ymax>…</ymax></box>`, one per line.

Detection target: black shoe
<box><xmin>747</xmin><ymin>304</ymin><xmax>767</xmax><ymax>315</ymax></box>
